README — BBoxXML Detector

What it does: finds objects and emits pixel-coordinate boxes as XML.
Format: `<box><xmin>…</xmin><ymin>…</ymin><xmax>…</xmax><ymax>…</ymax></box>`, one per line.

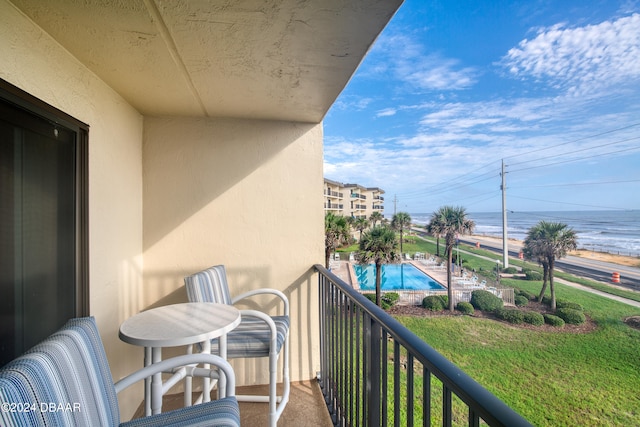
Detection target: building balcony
<box><xmin>324</xmin><ymin>190</ymin><xmax>344</xmax><ymax>199</ymax></box>
<box><xmin>324</xmin><ymin>203</ymin><xmax>343</xmax><ymax>210</ymax></box>
<box><xmin>152</xmin><ymin>266</ymin><xmax>530</xmax><ymax>426</ymax></box>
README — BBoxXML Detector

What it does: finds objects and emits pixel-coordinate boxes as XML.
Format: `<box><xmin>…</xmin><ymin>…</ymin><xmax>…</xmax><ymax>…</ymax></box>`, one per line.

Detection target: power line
<box><xmin>509</xmin><ymin>142</ymin><xmax>640</xmax><ymax>173</ymax></box>
<box><xmin>502</xmin><ymin>122</ymin><xmax>640</xmax><ymax>161</ymax></box>
<box><xmin>509</xmin><ymin>179</ymin><xmax>640</xmax><ymax>189</ymax></box>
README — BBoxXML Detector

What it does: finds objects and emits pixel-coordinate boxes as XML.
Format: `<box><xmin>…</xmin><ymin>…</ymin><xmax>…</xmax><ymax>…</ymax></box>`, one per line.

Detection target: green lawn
<box><xmin>337</xmin><ymin>230</ymin><xmax>640</xmax><ymax>425</ymax></box>
<box><xmin>395</xmin><ymin>280</ymin><xmax>640</xmax><ymax>426</ymax></box>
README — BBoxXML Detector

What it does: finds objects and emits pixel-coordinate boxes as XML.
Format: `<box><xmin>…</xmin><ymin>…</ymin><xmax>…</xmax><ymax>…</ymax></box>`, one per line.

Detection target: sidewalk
<box><xmin>417</xmin><ymin>234</ymin><xmax>640</xmax><ymax>309</ymax></box>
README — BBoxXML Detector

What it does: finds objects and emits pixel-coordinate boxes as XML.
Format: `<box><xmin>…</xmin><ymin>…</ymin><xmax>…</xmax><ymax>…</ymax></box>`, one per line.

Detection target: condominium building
<box><xmin>324</xmin><ymin>178</ymin><xmax>385</xmax><ymax>219</ymax></box>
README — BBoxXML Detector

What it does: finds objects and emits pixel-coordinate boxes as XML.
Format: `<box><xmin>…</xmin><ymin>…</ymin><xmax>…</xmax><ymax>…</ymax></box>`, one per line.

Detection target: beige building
<box><xmin>324</xmin><ymin>178</ymin><xmax>385</xmax><ymax>220</ymax></box>
<box><xmin>0</xmin><ymin>0</ymin><xmax>402</xmax><ymax>420</ymax></box>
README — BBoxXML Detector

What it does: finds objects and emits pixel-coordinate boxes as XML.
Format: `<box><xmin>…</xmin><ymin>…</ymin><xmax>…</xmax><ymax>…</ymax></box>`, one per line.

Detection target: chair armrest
<box><xmin>231</xmin><ymin>288</ymin><xmax>289</xmax><ymax>316</ymax></box>
<box><xmin>114</xmin><ymin>354</ymin><xmax>235</xmax><ymax>396</ymax></box>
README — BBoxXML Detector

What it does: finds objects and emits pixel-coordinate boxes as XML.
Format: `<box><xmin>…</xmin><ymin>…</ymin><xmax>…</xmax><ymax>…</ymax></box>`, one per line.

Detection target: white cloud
<box><xmin>501</xmin><ymin>13</ymin><xmax>640</xmax><ymax>95</ymax></box>
<box><xmin>376</xmin><ymin>108</ymin><xmax>397</xmax><ymax>117</ymax></box>
<box><xmin>365</xmin><ymin>34</ymin><xmax>478</xmax><ymax>91</ymax></box>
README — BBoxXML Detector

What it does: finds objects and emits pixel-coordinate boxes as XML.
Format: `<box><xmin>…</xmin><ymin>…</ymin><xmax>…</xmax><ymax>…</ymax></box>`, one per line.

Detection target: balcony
<box><xmin>314</xmin><ymin>265</ymin><xmax>532</xmax><ymax>427</ymax></box>
<box><xmin>325</xmin><ymin>190</ymin><xmax>344</xmax><ymax>199</ymax></box>
<box><xmin>325</xmin><ymin>203</ymin><xmax>344</xmax><ymax>210</ymax></box>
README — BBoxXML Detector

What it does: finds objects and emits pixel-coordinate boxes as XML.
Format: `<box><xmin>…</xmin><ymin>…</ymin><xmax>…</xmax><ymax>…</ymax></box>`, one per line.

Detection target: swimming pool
<box><xmin>353</xmin><ymin>263</ymin><xmax>446</xmax><ymax>291</ymax></box>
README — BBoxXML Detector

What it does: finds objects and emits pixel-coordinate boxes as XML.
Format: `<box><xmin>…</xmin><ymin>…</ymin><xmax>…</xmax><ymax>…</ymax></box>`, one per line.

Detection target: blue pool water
<box><xmin>353</xmin><ymin>264</ymin><xmax>446</xmax><ymax>291</ymax></box>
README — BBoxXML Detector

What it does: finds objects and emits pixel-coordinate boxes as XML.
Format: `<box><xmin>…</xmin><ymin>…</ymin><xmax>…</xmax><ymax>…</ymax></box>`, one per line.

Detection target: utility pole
<box><xmin>393</xmin><ymin>195</ymin><xmax>398</xmax><ymax>216</ymax></box>
<box><xmin>501</xmin><ymin>159</ymin><xmax>509</xmax><ymax>269</ymax></box>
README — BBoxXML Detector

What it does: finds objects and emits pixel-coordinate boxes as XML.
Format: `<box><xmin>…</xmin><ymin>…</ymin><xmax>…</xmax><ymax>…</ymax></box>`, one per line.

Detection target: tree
<box><xmin>357</xmin><ymin>225</ymin><xmax>400</xmax><ymax>306</ymax></box>
<box><xmin>324</xmin><ymin>212</ymin><xmax>350</xmax><ymax>269</ymax></box>
<box><xmin>523</xmin><ymin>224</ymin><xmax>550</xmax><ymax>301</ymax></box>
<box><xmin>426</xmin><ymin>211</ymin><xmax>445</xmax><ymax>257</ymax></box>
<box><xmin>354</xmin><ymin>216</ymin><xmax>370</xmax><ymax>241</ymax></box>
<box><xmin>522</xmin><ymin>221</ymin><xmax>577</xmax><ymax>310</ymax></box>
<box><xmin>369</xmin><ymin>211</ymin><xmax>383</xmax><ymax>227</ymax></box>
<box><xmin>391</xmin><ymin>212</ymin><xmax>412</xmax><ymax>254</ymax></box>
<box><xmin>431</xmin><ymin>206</ymin><xmax>475</xmax><ymax>311</ymax></box>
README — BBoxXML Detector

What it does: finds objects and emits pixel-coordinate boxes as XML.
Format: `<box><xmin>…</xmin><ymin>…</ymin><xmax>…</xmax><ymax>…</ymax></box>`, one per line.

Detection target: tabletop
<box><xmin>119</xmin><ymin>302</ymin><xmax>240</xmax><ymax>348</ymax></box>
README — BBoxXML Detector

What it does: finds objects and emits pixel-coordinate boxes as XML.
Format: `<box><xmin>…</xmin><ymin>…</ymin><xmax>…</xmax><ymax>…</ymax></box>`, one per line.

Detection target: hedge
<box><xmin>422</xmin><ymin>295</ymin><xmax>446</xmax><ymax>311</ymax></box>
<box><xmin>495</xmin><ymin>308</ymin><xmax>524</xmax><ymax>324</ymax></box>
<box><xmin>523</xmin><ymin>311</ymin><xmax>545</xmax><ymax>326</ymax></box>
<box><xmin>544</xmin><ymin>314</ymin><xmax>565</xmax><ymax>327</ymax></box>
<box><xmin>556</xmin><ymin>307</ymin><xmax>586</xmax><ymax>325</ymax></box>
<box><xmin>456</xmin><ymin>301</ymin><xmax>474</xmax><ymax>315</ymax></box>
<box><xmin>470</xmin><ymin>290</ymin><xmax>504</xmax><ymax>312</ymax></box>
<box><xmin>514</xmin><ymin>295</ymin><xmax>529</xmax><ymax>307</ymax></box>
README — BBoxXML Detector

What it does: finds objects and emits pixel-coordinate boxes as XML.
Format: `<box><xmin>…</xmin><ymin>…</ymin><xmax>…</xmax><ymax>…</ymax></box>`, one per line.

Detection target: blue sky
<box><xmin>323</xmin><ymin>0</ymin><xmax>640</xmax><ymax>214</ymax></box>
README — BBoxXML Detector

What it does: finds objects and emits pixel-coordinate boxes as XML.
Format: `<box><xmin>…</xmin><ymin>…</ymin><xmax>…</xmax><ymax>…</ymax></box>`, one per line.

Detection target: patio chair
<box><xmin>0</xmin><ymin>317</ymin><xmax>239</xmax><ymax>427</ymax></box>
<box><xmin>185</xmin><ymin>265</ymin><xmax>290</xmax><ymax>427</ymax></box>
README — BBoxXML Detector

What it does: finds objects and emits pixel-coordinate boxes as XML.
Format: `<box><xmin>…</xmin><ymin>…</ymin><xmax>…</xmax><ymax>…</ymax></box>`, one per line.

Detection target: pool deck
<box><xmin>330</xmin><ymin>259</ymin><xmax>452</xmax><ymax>291</ymax></box>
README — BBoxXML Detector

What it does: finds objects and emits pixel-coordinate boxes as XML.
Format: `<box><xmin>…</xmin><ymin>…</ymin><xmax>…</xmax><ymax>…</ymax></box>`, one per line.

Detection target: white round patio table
<box><xmin>119</xmin><ymin>302</ymin><xmax>240</xmax><ymax>415</ymax></box>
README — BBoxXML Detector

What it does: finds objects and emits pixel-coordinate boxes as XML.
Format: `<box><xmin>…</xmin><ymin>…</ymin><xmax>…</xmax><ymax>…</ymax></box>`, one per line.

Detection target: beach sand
<box><xmin>471</xmin><ymin>234</ymin><xmax>640</xmax><ymax>268</ymax></box>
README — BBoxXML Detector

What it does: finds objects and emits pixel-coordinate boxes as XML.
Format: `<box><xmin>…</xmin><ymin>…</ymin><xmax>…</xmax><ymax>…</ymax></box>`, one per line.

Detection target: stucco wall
<box><xmin>142</xmin><ymin>116</ymin><xmax>324</xmax><ymax>387</ymax></box>
<box><xmin>2</xmin><ymin>0</ymin><xmax>325</xmax><ymax>419</ymax></box>
<box><xmin>0</xmin><ymin>0</ymin><xmax>145</xmax><ymax>419</ymax></box>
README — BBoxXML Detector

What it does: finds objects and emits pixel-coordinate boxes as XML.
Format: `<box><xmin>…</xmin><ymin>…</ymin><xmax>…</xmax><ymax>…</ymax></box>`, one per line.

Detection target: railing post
<box><xmin>365</xmin><ymin>313</ymin><xmax>381</xmax><ymax>426</ymax></box>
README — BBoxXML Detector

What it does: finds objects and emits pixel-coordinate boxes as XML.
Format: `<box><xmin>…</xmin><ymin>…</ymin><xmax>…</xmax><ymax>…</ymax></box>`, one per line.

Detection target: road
<box><xmin>457</xmin><ymin>236</ymin><xmax>640</xmax><ymax>292</ymax></box>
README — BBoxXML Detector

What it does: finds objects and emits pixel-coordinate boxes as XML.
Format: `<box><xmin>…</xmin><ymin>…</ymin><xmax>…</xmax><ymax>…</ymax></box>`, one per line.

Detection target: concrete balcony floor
<box><xmin>132</xmin><ymin>380</ymin><xmax>333</xmax><ymax>426</ymax></box>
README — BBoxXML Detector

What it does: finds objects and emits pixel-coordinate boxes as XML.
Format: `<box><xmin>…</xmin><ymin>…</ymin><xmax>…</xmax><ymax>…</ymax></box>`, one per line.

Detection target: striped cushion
<box><xmin>0</xmin><ymin>317</ymin><xmax>120</xmax><ymax>427</ymax></box>
<box><xmin>210</xmin><ymin>315</ymin><xmax>290</xmax><ymax>358</ymax></box>
<box><xmin>120</xmin><ymin>397</ymin><xmax>240</xmax><ymax>427</ymax></box>
<box><xmin>185</xmin><ymin>265</ymin><xmax>233</xmax><ymax>305</ymax></box>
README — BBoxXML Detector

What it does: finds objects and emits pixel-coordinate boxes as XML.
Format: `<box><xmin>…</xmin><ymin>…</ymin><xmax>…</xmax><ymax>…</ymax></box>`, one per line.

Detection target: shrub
<box><xmin>514</xmin><ymin>295</ymin><xmax>529</xmax><ymax>307</ymax></box>
<box><xmin>363</xmin><ymin>293</ymin><xmax>398</xmax><ymax>310</ymax></box>
<box><xmin>556</xmin><ymin>308</ymin><xmax>586</xmax><ymax>325</ymax></box>
<box><xmin>456</xmin><ymin>301</ymin><xmax>474</xmax><ymax>315</ymax></box>
<box><xmin>422</xmin><ymin>295</ymin><xmax>446</xmax><ymax>311</ymax></box>
<box><xmin>503</xmin><ymin>267</ymin><xmax>518</xmax><ymax>274</ymax></box>
<box><xmin>525</xmin><ymin>271</ymin><xmax>543</xmax><ymax>281</ymax></box>
<box><xmin>556</xmin><ymin>299</ymin><xmax>583</xmax><ymax>311</ymax></box>
<box><xmin>470</xmin><ymin>290</ymin><xmax>503</xmax><ymax>312</ymax></box>
<box><xmin>441</xmin><ymin>295</ymin><xmax>449</xmax><ymax>308</ymax></box>
<box><xmin>515</xmin><ymin>289</ymin><xmax>535</xmax><ymax>300</ymax></box>
<box><xmin>383</xmin><ymin>292</ymin><xmax>400</xmax><ymax>306</ymax></box>
<box><xmin>523</xmin><ymin>311</ymin><xmax>545</xmax><ymax>326</ymax></box>
<box><xmin>495</xmin><ymin>308</ymin><xmax>524</xmax><ymax>324</ymax></box>
<box><xmin>544</xmin><ymin>314</ymin><xmax>565</xmax><ymax>327</ymax></box>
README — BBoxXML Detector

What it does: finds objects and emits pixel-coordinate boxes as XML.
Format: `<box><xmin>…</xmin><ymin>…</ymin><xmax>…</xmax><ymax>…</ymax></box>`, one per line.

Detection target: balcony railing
<box><xmin>315</xmin><ymin>265</ymin><xmax>532</xmax><ymax>427</ymax></box>
<box><xmin>324</xmin><ymin>203</ymin><xmax>344</xmax><ymax>210</ymax></box>
<box><xmin>325</xmin><ymin>190</ymin><xmax>344</xmax><ymax>198</ymax></box>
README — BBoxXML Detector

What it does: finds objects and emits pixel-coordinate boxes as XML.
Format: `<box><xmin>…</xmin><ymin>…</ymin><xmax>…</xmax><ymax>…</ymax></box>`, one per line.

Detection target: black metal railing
<box><xmin>316</xmin><ymin>265</ymin><xmax>532</xmax><ymax>427</ymax></box>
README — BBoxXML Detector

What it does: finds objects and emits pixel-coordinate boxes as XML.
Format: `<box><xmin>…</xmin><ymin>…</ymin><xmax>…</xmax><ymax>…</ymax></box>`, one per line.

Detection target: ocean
<box><xmin>411</xmin><ymin>210</ymin><xmax>640</xmax><ymax>257</ymax></box>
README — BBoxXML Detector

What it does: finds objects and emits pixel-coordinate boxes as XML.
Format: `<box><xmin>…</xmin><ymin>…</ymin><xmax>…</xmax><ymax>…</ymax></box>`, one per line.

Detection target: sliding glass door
<box><xmin>0</xmin><ymin>82</ymin><xmax>88</xmax><ymax>366</ymax></box>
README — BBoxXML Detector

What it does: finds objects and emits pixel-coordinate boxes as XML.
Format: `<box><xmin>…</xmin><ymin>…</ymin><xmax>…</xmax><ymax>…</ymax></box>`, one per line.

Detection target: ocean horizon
<box><xmin>410</xmin><ymin>210</ymin><xmax>640</xmax><ymax>257</ymax></box>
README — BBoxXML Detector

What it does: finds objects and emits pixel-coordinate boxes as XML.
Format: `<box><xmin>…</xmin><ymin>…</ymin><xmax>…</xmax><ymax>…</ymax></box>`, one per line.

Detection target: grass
<box><xmin>394</xmin><ymin>279</ymin><xmax>640</xmax><ymax>426</ymax></box>
<box><xmin>336</xmin><ymin>230</ymin><xmax>640</xmax><ymax>425</ymax></box>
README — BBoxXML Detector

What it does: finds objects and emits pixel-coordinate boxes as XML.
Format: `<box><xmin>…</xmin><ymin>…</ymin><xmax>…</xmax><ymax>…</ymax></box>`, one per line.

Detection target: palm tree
<box><xmin>431</xmin><ymin>206</ymin><xmax>475</xmax><ymax>311</ymax></box>
<box><xmin>522</xmin><ymin>221</ymin><xmax>577</xmax><ymax>310</ymax></box>
<box><xmin>357</xmin><ymin>225</ymin><xmax>400</xmax><ymax>306</ymax></box>
<box><xmin>324</xmin><ymin>212</ymin><xmax>350</xmax><ymax>269</ymax></box>
<box><xmin>426</xmin><ymin>211</ymin><xmax>445</xmax><ymax>257</ymax></box>
<box><xmin>369</xmin><ymin>211</ymin><xmax>383</xmax><ymax>227</ymax></box>
<box><xmin>391</xmin><ymin>212</ymin><xmax>412</xmax><ymax>254</ymax></box>
<box><xmin>523</xmin><ymin>224</ymin><xmax>550</xmax><ymax>301</ymax></box>
<box><xmin>354</xmin><ymin>216</ymin><xmax>370</xmax><ymax>241</ymax></box>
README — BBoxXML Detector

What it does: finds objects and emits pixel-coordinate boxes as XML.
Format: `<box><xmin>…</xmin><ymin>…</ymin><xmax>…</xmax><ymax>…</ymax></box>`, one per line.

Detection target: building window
<box><xmin>0</xmin><ymin>80</ymin><xmax>88</xmax><ymax>366</ymax></box>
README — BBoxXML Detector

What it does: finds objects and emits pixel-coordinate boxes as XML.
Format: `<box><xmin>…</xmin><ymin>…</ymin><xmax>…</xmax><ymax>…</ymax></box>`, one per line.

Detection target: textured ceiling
<box><xmin>10</xmin><ymin>0</ymin><xmax>402</xmax><ymax>122</ymax></box>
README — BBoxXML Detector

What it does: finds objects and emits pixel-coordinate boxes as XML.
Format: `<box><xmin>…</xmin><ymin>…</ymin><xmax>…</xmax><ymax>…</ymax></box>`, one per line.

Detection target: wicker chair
<box><xmin>185</xmin><ymin>265</ymin><xmax>290</xmax><ymax>427</ymax></box>
<box><xmin>0</xmin><ymin>317</ymin><xmax>240</xmax><ymax>427</ymax></box>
